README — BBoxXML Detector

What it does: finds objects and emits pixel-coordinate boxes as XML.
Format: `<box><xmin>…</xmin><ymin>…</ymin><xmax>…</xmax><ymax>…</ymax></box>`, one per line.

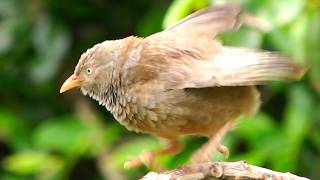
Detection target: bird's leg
<box><xmin>124</xmin><ymin>139</ymin><xmax>181</xmax><ymax>170</ymax></box>
<box><xmin>189</xmin><ymin>122</ymin><xmax>233</xmax><ymax>163</ymax></box>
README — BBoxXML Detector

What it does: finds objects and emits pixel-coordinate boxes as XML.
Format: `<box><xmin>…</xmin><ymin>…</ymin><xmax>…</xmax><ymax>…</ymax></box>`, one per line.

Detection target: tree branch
<box><xmin>141</xmin><ymin>161</ymin><xmax>310</xmax><ymax>180</ymax></box>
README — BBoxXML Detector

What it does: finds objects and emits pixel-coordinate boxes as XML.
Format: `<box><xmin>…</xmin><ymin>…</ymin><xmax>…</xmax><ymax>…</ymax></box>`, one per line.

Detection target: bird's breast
<box><xmin>97</xmin><ymin>85</ymin><xmax>260</xmax><ymax>138</ymax></box>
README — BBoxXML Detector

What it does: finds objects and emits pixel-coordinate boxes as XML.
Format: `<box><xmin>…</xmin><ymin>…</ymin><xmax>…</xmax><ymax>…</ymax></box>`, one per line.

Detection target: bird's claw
<box><xmin>217</xmin><ymin>144</ymin><xmax>229</xmax><ymax>158</ymax></box>
<box><xmin>124</xmin><ymin>150</ymin><xmax>164</xmax><ymax>171</ymax></box>
<box><xmin>124</xmin><ymin>140</ymin><xmax>181</xmax><ymax>170</ymax></box>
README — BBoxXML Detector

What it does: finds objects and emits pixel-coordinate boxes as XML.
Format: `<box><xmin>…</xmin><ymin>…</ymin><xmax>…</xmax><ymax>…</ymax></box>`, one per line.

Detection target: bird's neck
<box><xmin>96</xmin><ymin>72</ymin><xmax>129</xmax><ymax>122</ymax></box>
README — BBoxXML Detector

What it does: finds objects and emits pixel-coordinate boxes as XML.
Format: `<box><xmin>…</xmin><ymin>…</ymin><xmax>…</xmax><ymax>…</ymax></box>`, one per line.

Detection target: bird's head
<box><xmin>60</xmin><ymin>41</ymin><xmax>118</xmax><ymax>96</ymax></box>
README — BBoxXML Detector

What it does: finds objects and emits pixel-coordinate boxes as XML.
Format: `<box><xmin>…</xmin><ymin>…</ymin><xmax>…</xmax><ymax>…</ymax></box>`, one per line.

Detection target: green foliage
<box><xmin>111</xmin><ymin>137</ymin><xmax>161</xmax><ymax>168</ymax></box>
<box><xmin>3</xmin><ymin>151</ymin><xmax>62</xmax><ymax>177</ymax></box>
<box><xmin>163</xmin><ymin>0</ymin><xmax>209</xmax><ymax>28</ymax></box>
<box><xmin>32</xmin><ymin>117</ymin><xmax>92</xmax><ymax>155</ymax></box>
<box><xmin>0</xmin><ymin>109</ymin><xmax>29</xmax><ymax>150</ymax></box>
<box><xmin>0</xmin><ymin>0</ymin><xmax>319</xmax><ymax>179</ymax></box>
<box><xmin>248</xmin><ymin>0</ymin><xmax>305</xmax><ymax>27</ymax></box>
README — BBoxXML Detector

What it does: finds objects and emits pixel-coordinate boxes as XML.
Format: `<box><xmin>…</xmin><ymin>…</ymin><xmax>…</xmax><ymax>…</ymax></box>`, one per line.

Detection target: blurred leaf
<box><xmin>0</xmin><ymin>109</ymin><xmax>29</xmax><ymax>150</ymax></box>
<box><xmin>305</xmin><ymin>9</ymin><xmax>320</xmax><ymax>93</ymax></box>
<box><xmin>232</xmin><ymin>114</ymin><xmax>284</xmax><ymax>167</ymax></box>
<box><xmin>162</xmin><ymin>0</ymin><xmax>209</xmax><ymax>29</ymax></box>
<box><xmin>167</xmin><ymin>137</ymin><xmax>206</xmax><ymax>169</ymax></box>
<box><xmin>0</xmin><ymin>1</ymin><xmax>16</xmax><ymax>16</ymax></box>
<box><xmin>283</xmin><ymin>84</ymin><xmax>313</xmax><ymax>146</ymax></box>
<box><xmin>265</xmin><ymin>81</ymin><xmax>292</xmax><ymax>95</ymax></box>
<box><xmin>310</xmin><ymin>105</ymin><xmax>320</xmax><ymax>150</ymax></box>
<box><xmin>231</xmin><ymin>133</ymin><xmax>284</xmax><ymax>166</ymax></box>
<box><xmin>0</xmin><ymin>1</ymin><xmax>17</xmax><ymax>54</ymax></box>
<box><xmin>88</xmin><ymin>122</ymin><xmax>123</xmax><ymax>155</ymax></box>
<box><xmin>136</xmin><ymin>7</ymin><xmax>166</xmax><ymax>36</ymax></box>
<box><xmin>267</xmin><ymin>13</ymin><xmax>308</xmax><ymax>63</ymax></box>
<box><xmin>236</xmin><ymin>113</ymin><xmax>277</xmax><ymax>146</ymax></box>
<box><xmin>223</xmin><ymin>26</ymin><xmax>263</xmax><ymax>48</ymax></box>
<box><xmin>110</xmin><ymin>137</ymin><xmax>160</xmax><ymax>168</ymax></box>
<box><xmin>102</xmin><ymin>124</ymin><xmax>123</xmax><ymax>147</ymax></box>
<box><xmin>30</xmin><ymin>16</ymin><xmax>70</xmax><ymax>83</ymax></box>
<box><xmin>274</xmin><ymin>84</ymin><xmax>314</xmax><ymax>171</ymax></box>
<box><xmin>3</xmin><ymin>151</ymin><xmax>62</xmax><ymax>175</ymax></box>
<box><xmin>222</xmin><ymin>27</ymin><xmax>263</xmax><ymax>48</ymax></box>
<box><xmin>268</xmin><ymin>134</ymin><xmax>299</xmax><ymax>171</ymax></box>
<box><xmin>250</xmin><ymin>0</ymin><xmax>305</xmax><ymax>29</ymax></box>
<box><xmin>0</xmin><ymin>22</ymin><xmax>14</xmax><ymax>54</ymax></box>
<box><xmin>32</xmin><ymin>116</ymin><xmax>92</xmax><ymax>155</ymax></box>
<box><xmin>289</xmin><ymin>13</ymin><xmax>308</xmax><ymax>63</ymax></box>
<box><xmin>0</xmin><ymin>173</ymin><xmax>25</xmax><ymax>180</ymax></box>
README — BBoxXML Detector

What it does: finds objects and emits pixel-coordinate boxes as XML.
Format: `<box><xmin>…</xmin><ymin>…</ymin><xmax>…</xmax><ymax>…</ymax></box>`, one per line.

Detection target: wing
<box><xmin>164</xmin><ymin>4</ymin><xmax>242</xmax><ymax>37</ymax></box>
<box><xmin>187</xmin><ymin>47</ymin><xmax>306</xmax><ymax>87</ymax></box>
<box><xmin>122</xmin><ymin>37</ymin><xmax>305</xmax><ymax>91</ymax></box>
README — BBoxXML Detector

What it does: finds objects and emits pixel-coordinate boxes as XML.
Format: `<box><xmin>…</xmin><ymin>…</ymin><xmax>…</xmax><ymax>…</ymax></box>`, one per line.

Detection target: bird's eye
<box><xmin>87</xmin><ymin>68</ymin><xmax>92</xmax><ymax>74</ymax></box>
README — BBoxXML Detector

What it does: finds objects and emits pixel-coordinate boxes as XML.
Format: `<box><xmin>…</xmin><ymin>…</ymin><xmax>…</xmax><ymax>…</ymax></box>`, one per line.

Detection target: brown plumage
<box><xmin>60</xmin><ymin>4</ymin><xmax>305</xmax><ymax>169</ymax></box>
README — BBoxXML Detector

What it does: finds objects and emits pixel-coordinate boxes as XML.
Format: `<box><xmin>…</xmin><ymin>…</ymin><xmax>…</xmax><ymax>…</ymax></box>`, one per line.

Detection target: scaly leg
<box><xmin>124</xmin><ymin>139</ymin><xmax>181</xmax><ymax>170</ymax></box>
<box><xmin>189</xmin><ymin>122</ymin><xmax>233</xmax><ymax>163</ymax></box>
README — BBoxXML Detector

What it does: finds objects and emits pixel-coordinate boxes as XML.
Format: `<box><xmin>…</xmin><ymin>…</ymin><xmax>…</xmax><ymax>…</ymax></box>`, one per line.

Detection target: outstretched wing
<box><xmin>182</xmin><ymin>47</ymin><xmax>305</xmax><ymax>87</ymax></box>
<box><xmin>123</xmin><ymin>37</ymin><xmax>305</xmax><ymax>91</ymax></box>
<box><xmin>164</xmin><ymin>4</ymin><xmax>242</xmax><ymax>37</ymax></box>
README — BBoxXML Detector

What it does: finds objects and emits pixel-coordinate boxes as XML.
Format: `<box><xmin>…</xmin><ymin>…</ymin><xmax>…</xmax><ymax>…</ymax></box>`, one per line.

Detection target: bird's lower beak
<box><xmin>60</xmin><ymin>74</ymin><xmax>83</xmax><ymax>93</ymax></box>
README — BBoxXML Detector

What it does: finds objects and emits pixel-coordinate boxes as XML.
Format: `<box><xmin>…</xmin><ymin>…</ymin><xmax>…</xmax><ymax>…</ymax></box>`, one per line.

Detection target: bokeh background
<box><xmin>0</xmin><ymin>0</ymin><xmax>320</xmax><ymax>179</ymax></box>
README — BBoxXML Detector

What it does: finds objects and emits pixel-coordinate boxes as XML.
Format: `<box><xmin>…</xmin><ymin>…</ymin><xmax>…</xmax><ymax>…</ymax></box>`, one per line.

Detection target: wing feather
<box><xmin>125</xmin><ymin>38</ymin><xmax>305</xmax><ymax>91</ymax></box>
<box><xmin>164</xmin><ymin>4</ymin><xmax>242</xmax><ymax>37</ymax></box>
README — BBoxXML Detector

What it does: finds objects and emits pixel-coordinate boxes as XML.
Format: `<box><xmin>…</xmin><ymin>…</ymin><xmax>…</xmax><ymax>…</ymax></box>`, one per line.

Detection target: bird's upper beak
<box><xmin>60</xmin><ymin>74</ymin><xmax>83</xmax><ymax>93</ymax></box>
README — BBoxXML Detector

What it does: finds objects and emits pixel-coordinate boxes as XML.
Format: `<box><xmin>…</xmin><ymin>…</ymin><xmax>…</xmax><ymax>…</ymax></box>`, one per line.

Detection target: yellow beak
<box><xmin>60</xmin><ymin>74</ymin><xmax>83</xmax><ymax>93</ymax></box>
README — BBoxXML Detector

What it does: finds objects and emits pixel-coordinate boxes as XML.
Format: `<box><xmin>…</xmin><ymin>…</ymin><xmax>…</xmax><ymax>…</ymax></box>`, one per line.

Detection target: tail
<box><xmin>210</xmin><ymin>47</ymin><xmax>306</xmax><ymax>86</ymax></box>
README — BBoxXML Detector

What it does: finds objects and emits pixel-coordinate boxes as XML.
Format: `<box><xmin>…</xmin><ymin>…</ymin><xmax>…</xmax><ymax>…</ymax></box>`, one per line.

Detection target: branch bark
<box><xmin>141</xmin><ymin>161</ymin><xmax>310</xmax><ymax>180</ymax></box>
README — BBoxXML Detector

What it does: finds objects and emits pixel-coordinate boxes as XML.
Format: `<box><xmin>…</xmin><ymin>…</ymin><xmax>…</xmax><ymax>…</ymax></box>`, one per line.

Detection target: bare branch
<box><xmin>141</xmin><ymin>161</ymin><xmax>310</xmax><ymax>180</ymax></box>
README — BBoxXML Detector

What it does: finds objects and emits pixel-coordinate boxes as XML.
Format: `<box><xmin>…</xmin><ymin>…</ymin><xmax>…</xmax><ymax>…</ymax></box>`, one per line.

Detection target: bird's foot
<box><xmin>190</xmin><ymin>122</ymin><xmax>233</xmax><ymax>163</ymax></box>
<box><xmin>217</xmin><ymin>144</ymin><xmax>229</xmax><ymax>158</ymax></box>
<box><xmin>124</xmin><ymin>140</ymin><xmax>181</xmax><ymax>170</ymax></box>
<box><xmin>124</xmin><ymin>150</ymin><xmax>163</xmax><ymax>170</ymax></box>
<box><xmin>190</xmin><ymin>143</ymin><xmax>230</xmax><ymax>163</ymax></box>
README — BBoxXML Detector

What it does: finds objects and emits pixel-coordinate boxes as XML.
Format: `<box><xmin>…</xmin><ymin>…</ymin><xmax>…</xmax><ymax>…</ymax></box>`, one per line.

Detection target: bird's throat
<box><xmin>81</xmin><ymin>77</ymin><xmax>131</xmax><ymax>125</ymax></box>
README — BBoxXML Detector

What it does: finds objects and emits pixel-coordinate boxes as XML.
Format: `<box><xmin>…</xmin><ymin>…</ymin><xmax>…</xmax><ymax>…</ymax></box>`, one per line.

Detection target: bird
<box><xmin>60</xmin><ymin>4</ymin><xmax>305</xmax><ymax>169</ymax></box>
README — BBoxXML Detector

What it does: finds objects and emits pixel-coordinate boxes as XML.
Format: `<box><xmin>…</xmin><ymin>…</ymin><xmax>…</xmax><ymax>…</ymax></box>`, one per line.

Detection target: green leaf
<box><xmin>283</xmin><ymin>84</ymin><xmax>313</xmax><ymax>146</ymax></box>
<box><xmin>110</xmin><ymin>137</ymin><xmax>161</xmax><ymax>168</ymax></box>
<box><xmin>0</xmin><ymin>173</ymin><xmax>26</xmax><ymax>180</ymax></box>
<box><xmin>236</xmin><ymin>113</ymin><xmax>277</xmax><ymax>146</ymax></box>
<box><xmin>3</xmin><ymin>151</ymin><xmax>62</xmax><ymax>175</ymax></box>
<box><xmin>288</xmin><ymin>13</ymin><xmax>308</xmax><ymax>63</ymax></box>
<box><xmin>0</xmin><ymin>22</ymin><xmax>14</xmax><ymax>54</ymax></box>
<box><xmin>310</xmin><ymin>105</ymin><xmax>320</xmax><ymax>150</ymax></box>
<box><xmin>267</xmin><ymin>13</ymin><xmax>308</xmax><ymax>63</ymax></box>
<box><xmin>0</xmin><ymin>1</ymin><xmax>17</xmax><ymax>54</ymax></box>
<box><xmin>102</xmin><ymin>124</ymin><xmax>123</xmax><ymax>147</ymax></box>
<box><xmin>0</xmin><ymin>109</ymin><xmax>29</xmax><ymax>150</ymax></box>
<box><xmin>250</xmin><ymin>0</ymin><xmax>305</xmax><ymax>28</ymax></box>
<box><xmin>231</xmin><ymin>132</ymin><xmax>284</xmax><ymax>166</ymax></box>
<box><xmin>167</xmin><ymin>137</ymin><xmax>206</xmax><ymax>169</ymax></box>
<box><xmin>271</xmin><ymin>84</ymin><xmax>314</xmax><ymax>171</ymax></box>
<box><xmin>222</xmin><ymin>27</ymin><xmax>263</xmax><ymax>48</ymax></box>
<box><xmin>136</xmin><ymin>7</ymin><xmax>166</xmax><ymax>36</ymax></box>
<box><xmin>32</xmin><ymin>116</ymin><xmax>92</xmax><ymax>155</ymax></box>
<box><xmin>305</xmin><ymin>10</ymin><xmax>320</xmax><ymax>93</ymax></box>
<box><xmin>162</xmin><ymin>0</ymin><xmax>209</xmax><ymax>29</ymax></box>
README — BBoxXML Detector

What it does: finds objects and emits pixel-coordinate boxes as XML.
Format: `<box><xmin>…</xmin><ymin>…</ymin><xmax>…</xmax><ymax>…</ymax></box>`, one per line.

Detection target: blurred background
<box><xmin>0</xmin><ymin>0</ymin><xmax>319</xmax><ymax>179</ymax></box>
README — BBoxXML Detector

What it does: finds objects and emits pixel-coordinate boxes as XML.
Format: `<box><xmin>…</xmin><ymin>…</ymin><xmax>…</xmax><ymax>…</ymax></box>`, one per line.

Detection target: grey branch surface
<box><xmin>141</xmin><ymin>161</ymin><xmax>310</xmax><ymax>180</ymax></box>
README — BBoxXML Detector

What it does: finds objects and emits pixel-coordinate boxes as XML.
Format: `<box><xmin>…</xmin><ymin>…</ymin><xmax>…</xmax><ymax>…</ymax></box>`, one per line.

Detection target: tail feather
<box><xmin>210</xmin><ymin>47</ymin><xmax>306</xmax><ymax>86</ymax></box>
